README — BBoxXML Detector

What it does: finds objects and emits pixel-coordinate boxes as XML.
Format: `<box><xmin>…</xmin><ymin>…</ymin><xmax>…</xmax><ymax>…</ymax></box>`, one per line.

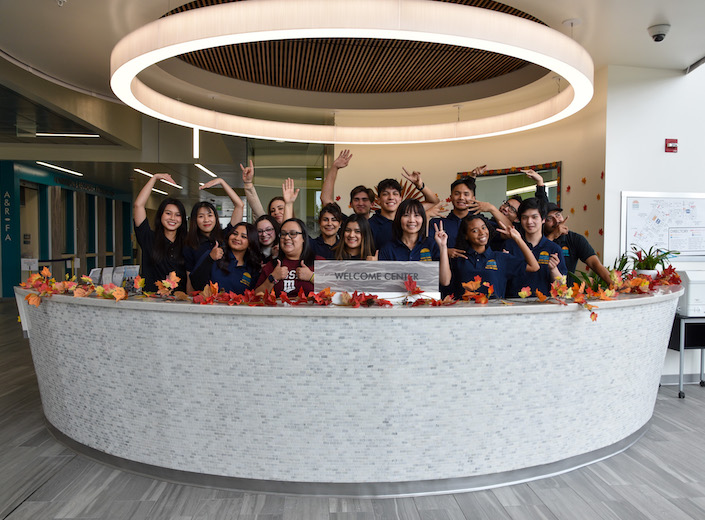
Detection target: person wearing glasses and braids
<box><xmin>255</xmin><ymin>218</ymin><xmax>324</xmax><ymax>296</ymax></box>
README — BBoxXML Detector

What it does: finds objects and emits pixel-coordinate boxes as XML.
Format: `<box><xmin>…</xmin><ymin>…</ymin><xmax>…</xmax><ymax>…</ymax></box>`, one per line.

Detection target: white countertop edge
<box><xmin>14</xmin><ymin>285</ymin><xmax>683</xmax><ymax>317</ymax></box>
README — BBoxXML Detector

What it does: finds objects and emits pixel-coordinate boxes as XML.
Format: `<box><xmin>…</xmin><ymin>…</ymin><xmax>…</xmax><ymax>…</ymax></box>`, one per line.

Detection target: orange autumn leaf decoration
<box><xmin>25</xmin><ymin>293</ymin><xmax>42</xmax><ymax>307</ymax></box>
<box><xmin>404</xmin><ymin>275</ymin><xmax>423</xmax><ymax>295</ymax></box>
<box><xmin>518</xmin><ymin>286</ymin><xmax>532</xmax><ymax>298</ymax></box>
<box><xmin>536</xmin><ymin>290</ymin><xmax>548</xmax><ymax>302</ymax></box>
<box><xmin>41</xmin><ymin>266</ymin><xmax>51</xmax><ymax>278</ymax></box>
<box><xmin>156</xmin><ymin>271</ymin><xmax>181</xmax><ymax>297</ymax></box>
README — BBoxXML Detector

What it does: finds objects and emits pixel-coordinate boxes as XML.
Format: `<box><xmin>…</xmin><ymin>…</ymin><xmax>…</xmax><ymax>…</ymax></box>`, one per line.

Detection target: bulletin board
<box><xmin>620</xmin><ymin>191</ymin><xmax>705</xmax><ymax>259</ymax></box>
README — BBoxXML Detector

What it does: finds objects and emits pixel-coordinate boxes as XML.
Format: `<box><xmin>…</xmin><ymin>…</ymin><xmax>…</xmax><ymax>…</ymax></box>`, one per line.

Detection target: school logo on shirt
<box><xmin>283</xmin><ymin>270</ymin><xmax>297</xmax><ymax>293</ymax></box>
<box><xmin>419</xmin><ymin>248</ymin><xmax>433</xmax><ymax>261</ymax></box>
<box><xmin>562</xmin><ymin>246</ymin><xmax>570</xmax><ymax>257</ymax></box>
<box><xmin>485</xmin><ymin>259</ymin><xmax>498</xmax><ymax>270</ymax></box>
<box><xmin>240</xmin><ymin>271</ymin><xmax>252</xmax><ymax>287</ymax></box>
<box><xmin>538</xmin><ymin>251</ymin><xmax>551</xmax><ymax>265</ymax></box>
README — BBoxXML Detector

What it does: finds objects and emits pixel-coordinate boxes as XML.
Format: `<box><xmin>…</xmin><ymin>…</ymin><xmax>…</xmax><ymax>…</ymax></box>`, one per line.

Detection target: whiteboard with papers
<box><xmin>621</xmin><ymin>191</ymin><xmax>705</xmax><ymax>258</ymax></box>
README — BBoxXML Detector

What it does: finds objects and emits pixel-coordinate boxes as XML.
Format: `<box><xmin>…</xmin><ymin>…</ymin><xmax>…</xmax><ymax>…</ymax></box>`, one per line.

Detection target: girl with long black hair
<box><xmin>133</xmin><ymin>174</ymin><xmax>188</xmax><ymax>292</ymax></box>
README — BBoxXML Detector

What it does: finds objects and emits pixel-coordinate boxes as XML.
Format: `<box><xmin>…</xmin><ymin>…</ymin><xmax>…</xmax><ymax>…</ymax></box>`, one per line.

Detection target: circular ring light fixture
<box><xmin>111</xmin><ymin>0</ymin><xmax>594</xmax><ymax>144</ymax></box>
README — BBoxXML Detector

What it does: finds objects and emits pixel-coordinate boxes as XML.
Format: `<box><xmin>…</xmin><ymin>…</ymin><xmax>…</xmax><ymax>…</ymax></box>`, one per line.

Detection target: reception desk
<box><xmin>15</xmin><ymin>286</ymin><xmax>681</xmax><ymax>496</ymax></box>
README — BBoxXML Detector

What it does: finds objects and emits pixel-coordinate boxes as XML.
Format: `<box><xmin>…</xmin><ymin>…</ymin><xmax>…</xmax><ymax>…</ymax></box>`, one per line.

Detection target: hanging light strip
<box><xmin>111</xmin><ymin>0</ymin><xmax>594</xmax><ymax>144</ymax></box>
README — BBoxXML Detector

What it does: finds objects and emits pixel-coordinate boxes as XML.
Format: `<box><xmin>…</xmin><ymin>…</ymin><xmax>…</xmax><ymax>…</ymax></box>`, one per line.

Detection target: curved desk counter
<box><xmin>15</xmin><ymin>286</ymin><xmax>681</xmax><ymax>497</ymax></box>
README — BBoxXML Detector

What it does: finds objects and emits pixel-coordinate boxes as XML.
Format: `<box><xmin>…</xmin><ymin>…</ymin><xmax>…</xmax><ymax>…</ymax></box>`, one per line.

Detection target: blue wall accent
<box><xmin>1</xmin><ymin>161</ymin><xmax>21</xmax><ymax>297</ymax></box>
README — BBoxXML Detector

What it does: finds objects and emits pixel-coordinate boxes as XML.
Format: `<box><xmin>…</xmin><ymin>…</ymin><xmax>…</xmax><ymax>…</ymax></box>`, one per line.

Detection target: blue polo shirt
<box><xmin>504</xmin><ymin>236</ymin><xmax>567</xmax><ymax>297</ymax></box>
<box><xmin>446</xmin><ymin>246</ymin><xmax>526</xmax><ymax>299</ymax></box>
<box><xmin>368</xmin><ymin>212</ymin><xmax>394</xmax><ymax>251</ymax></box>
<box><xmin>309</xmin><ymin>235</ymin><xmax>338</xmax><ymax>260</ymax></box>
<box><xmin>190</xmin><ymin>251</ymin><xmax>259</xmax><ymax>294</ymax></box>
<box><xmin>379</xmin><ymin>236</ymin><xmax>440</xmax><ymax>261</ymax></box>
<box><xmin>431</xmin><ymin>211</ymin><xmax>498</xmax><ymax>250</ymax></box>
<box><xmin>429</xmin><ymin>212</ymin><xmax>464</xmax><ymax>248</ymax></box>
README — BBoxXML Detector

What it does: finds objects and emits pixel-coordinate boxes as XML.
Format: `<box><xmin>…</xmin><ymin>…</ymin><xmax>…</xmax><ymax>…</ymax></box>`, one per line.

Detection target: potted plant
<box><xmin>629</xmin><ymin>244</ymin><xmax>678</xmax><ymax>276</ymax></box>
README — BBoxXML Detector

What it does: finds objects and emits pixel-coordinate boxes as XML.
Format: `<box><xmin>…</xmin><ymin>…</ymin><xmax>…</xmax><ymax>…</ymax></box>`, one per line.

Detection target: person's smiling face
<box><xmin>161</xmin><ymin>204</ymin><xmax>182</xmax><ymax>231</ymax></box>
<box><xmin>466</xmin><ymin>218</ymin><xmax>489</xmax><ymax>250</ymax></box>
<box><xmin>280</xmin><ymin>221</ymin><xmax>304</xmax><ymax>259</ymax></box>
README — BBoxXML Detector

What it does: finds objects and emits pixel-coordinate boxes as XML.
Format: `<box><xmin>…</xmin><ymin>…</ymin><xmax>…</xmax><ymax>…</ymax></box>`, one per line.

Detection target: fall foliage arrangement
<box><xmin>20</xmin><ymin>265</ymin><xmax>681</xmax><ymax>321</ymax></box>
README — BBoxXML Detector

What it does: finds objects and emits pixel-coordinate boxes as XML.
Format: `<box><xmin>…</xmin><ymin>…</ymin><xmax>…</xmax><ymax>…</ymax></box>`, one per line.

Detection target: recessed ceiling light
<box><xmin>36</xmin><ymin>161</ymin><xmax>84</xmax><ymax>177</ymax></box>
<box><xmin>195</xmin><ymin>163</ymin><xmax>217</xmax><ymax>177</ymax></box>
<box><xmin>36</xmin><ymin>132</ymin><xmax>100</xmax><ymax>138</ymax></box>
<box><xmin>134</xmin><ymin>167</ymin><xmax>183</xmax><ymax>189</ymax></box>
<box><xmin>134</xmin><ymin>168</ymin><xmax>154</xmax><ymax>178</ymax></box>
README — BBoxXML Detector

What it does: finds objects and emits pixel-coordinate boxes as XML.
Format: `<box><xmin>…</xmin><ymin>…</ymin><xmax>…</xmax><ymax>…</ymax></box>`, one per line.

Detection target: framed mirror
<box><xmin>458</xmin><ymin>161</ymin><xmax>561</xmax><ymax>209</ymax></box>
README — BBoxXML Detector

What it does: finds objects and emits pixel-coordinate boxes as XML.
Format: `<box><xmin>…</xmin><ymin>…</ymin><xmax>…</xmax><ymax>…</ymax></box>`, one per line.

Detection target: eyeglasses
<box><xmin>500</xmin><ymin>200</ymin><xmax>518</xmax><ymax>214</ymax></box>
<box><xmin>257</xmin><ymin>227</ymin><xmax>275</xmax><ymax>235</ymax></box>
<box><xmin>280</xmin><ymin>230</ymin><xmax>303</xmax><ymax>238</ymax></box>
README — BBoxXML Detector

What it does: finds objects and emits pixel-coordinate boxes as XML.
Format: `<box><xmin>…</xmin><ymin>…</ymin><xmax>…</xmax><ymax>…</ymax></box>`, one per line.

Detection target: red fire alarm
<box><xmin>665</xmin><ymin>139</ymin><xmax>678</xmax><ymax>153</ymax></box>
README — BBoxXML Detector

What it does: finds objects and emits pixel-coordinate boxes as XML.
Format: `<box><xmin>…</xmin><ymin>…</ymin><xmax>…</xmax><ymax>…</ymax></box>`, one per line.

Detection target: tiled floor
<box><xmin>2</xmin><ymin>298</ymin><xmax>705</xmax><ymax>519</ymax></box>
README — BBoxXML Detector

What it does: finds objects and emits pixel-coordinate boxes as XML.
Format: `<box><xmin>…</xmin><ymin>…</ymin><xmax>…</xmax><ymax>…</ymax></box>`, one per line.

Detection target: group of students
<box><xmin>134</xmin><ymin>150</ymin><xmax>611</xmax><ymax>301</ymax></box>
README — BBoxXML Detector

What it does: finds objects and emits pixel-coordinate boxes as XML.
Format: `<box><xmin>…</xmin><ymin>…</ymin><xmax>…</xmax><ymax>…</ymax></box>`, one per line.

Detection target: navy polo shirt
<box><xmin>368</xmin><ymin>212</ymin><xmax>394</xmax><ymax>251</ymax></box>
<box><xmin>190</xmin><ymin>251</ymin><xmax>259</xmax><ymax>294</ymax></box>
<box><xmin>552</xmin><ymin>231</ymin><xmax>596</xmax><ymax>273</ymax></box>
<box><xmin>429</xmin><ymin>212</ymin><xmax>464</xmax><ymax>248</ymax></box>
<box><xmin>378</xmin><ymin>236</ymin><xmax>440</xmax><ymax>261</ymax></box>
<box><xmin>504</xmin><ymin>235</ymin><xmax>567</xmax><ymax>297</ymax></box>
<box><xmin>447</xmin><ymin>246</ymin><xmax>526</xmax><ymax>299</ymax></box>
<box><xmin>309</xmin><ymin>235</ymin><xmax>338</xmax><ymax>260</ymax></box>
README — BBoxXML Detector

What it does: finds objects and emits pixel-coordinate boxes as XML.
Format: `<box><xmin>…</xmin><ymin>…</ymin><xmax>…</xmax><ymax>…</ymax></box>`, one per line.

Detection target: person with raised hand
<box><xmin>189</xmin><ymin>223</ymin><xmax>262</xmax><ymax>293</ymax></box>
<box><xmin>184</xmin><ymin>176</ymin><xmax>245</xmax><ymax>276</ymax></box>
<box><xmin>369</xmin><ymin>168</ymin><xmax>439</xmax><ymax>252</ymax></box>
<box><xmin>241</xmin><ymin>159</ymin><xmax>266</xmax><ymax>220</ymax></box>
<box><xmin>133</xmin><ymin>173</ymin><xmax>188</xmax><ymax>293</ymax></box>
<box><xmin>281</xmin><ymin>177</ymin><xmax>300</xmax><ymax>222</ymax></box>
<box><xmin>504</xmin><ymin>197</ymin><xmax>567</xmax><ymax>297</ymax></box>
<box><xmin>438</xmin><ymin>215</ymin><xmax>539</xmax><ymax>300</ymax></box>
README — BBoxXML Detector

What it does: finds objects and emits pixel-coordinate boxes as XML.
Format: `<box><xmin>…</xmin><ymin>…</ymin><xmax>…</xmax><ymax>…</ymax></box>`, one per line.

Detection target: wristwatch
<box><xmin>268</xmin><ymin>274</ymin><xmax>277</xmax><ymax>284</ymax></box>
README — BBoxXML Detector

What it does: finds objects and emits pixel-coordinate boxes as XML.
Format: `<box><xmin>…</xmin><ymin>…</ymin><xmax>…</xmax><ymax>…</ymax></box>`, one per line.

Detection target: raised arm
<box><xmin>434</xmin><ymin>222</ymin><xmax>451</xmax><ymax>286</ymax></box>
<box><xmin>241</xmin><ymin>160</ymin><xmax>265</xmax><ymax>220</ymax></box>
<box><xmin>199</xmin><ymin>177</ymin><xmax>244</xmax><ymax>225</ymax></box>
<box><xmin>401</xmin><ymin>167</ymin><xmax>440</xmax><ymax>209</ymax></box>
<box><xmin>133</xmin><ymin>173</ymin><xmax>175</xmax><ymax>226</ymax></box>
<box><xmin>503</xmin><ymin>222</ymin><xmax>539</xmax><ymax>272</ymax></box>
<box><xmin>282</xmin><ymin>178</ymin><xmax>299</xmax><ymax>221</ymax></box>
<box><xmin>522</xmin><ymin>169</ymin><xmax>548</xmax><ymax>203</ymax></box>
<box><xmin>469</xmin><ymin>199</ymin><xmax>513</xmax><ymax>230</ymax></box>
<box><xmin>321</xmin><ymin>149</ymin><xmax>352</xmax><ymax>206</ymax></box>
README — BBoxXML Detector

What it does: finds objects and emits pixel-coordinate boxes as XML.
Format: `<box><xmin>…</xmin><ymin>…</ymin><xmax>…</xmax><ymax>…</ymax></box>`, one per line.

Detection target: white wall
<box><xmin>605</xmin><ymin>64</ymin><xmax>705</xmax><ymax>377</ymax></box>
<box><xmin>334</xmin><ymin>68</ymin><xmax>608</xmax><ymax>261</ymax></box>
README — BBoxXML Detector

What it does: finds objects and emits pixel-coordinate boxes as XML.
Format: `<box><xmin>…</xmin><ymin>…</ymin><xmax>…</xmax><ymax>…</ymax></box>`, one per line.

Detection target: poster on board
<box><xmin>621</xmin><ymin>191</ymin><xmax>705</xmax><ymax>258</ymax></box>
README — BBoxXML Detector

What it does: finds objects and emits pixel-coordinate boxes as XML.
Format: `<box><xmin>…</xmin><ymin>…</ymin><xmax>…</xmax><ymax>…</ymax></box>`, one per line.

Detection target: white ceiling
<box><xmin>0</xmin><ymin>0</ymin><xmax>703</xmax><ymax>103</ymax></box>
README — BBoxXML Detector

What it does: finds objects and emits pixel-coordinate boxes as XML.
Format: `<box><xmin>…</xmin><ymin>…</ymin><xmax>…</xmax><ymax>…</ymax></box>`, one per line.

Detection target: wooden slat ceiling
<box><xmin>164</xmin><ymin>0</ymin><xmax>547</xmax><ymax>95</ymax></box>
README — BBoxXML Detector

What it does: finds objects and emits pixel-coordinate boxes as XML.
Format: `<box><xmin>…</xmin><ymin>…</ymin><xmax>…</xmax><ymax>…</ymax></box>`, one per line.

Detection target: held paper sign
<box><xmin>314</xmin><ymin>261</ymin><xmax>438</xmax><ymax>293</ymax></box>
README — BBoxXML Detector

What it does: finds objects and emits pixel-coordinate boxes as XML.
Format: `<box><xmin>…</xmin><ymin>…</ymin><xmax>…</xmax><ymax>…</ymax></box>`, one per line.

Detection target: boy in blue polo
<box><xmin>504</xmin><ymin>197</ymin><xmax>567</xmax><ymax>297</ymax></box>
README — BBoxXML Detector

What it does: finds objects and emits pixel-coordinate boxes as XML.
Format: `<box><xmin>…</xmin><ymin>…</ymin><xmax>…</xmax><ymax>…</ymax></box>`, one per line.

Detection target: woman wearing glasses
<box><xmin>255</xmin><ymin>215</ymin><xmax>280</xmax><ymax>264</ymax></box>
<box><xmin>255</xmin><ymin>218</ymin><xmax>321</xmax><ymax>296</ymax></box>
